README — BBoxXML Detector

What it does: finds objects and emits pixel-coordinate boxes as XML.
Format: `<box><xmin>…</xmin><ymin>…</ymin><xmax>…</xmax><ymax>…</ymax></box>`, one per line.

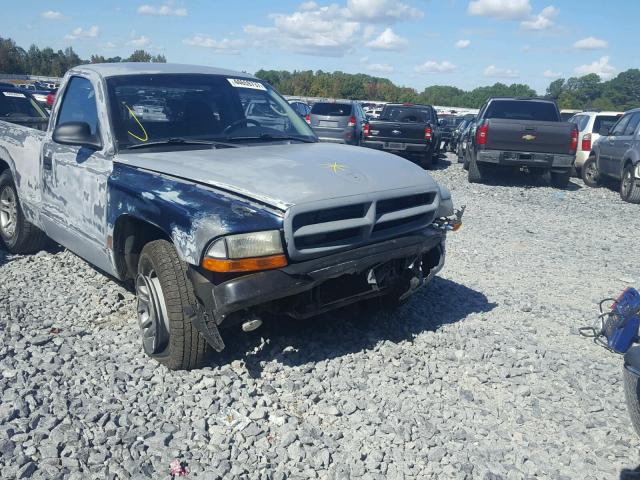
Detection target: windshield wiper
<box><xmin>124</xmin><ymin>138</ymin><xmax>239</xmax><ymax>150</ymax></box>
<box><xmin>225</xmin><ymin>133</ymin><xmax>315</xmax><ymax>143</ymax></box>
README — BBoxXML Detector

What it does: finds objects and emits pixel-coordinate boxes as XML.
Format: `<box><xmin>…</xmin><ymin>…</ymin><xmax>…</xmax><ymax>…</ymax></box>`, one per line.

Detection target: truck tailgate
<box><xmin>368</xmin><ymin>121</ymin><xmax>426</xmax><ymax>143</ymax></box>
<box><xmin>485</xmin><ymin>119</ymin><xmax>574</xmax><ymax>155</ymax></box>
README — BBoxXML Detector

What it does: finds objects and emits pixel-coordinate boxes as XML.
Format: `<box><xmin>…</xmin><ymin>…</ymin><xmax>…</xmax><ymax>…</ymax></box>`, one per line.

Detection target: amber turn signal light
<box><xmin>202</xmin><ymin>254</ymin><xmax>288</xmax><ymax>273</ymax></box>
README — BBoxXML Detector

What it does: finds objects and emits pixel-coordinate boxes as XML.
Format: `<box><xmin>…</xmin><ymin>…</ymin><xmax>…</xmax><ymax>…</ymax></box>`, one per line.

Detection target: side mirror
<box><xmin>53</xmin><ymin>122</ymin><xmax>102</xmax><ymax>150</ymax></box>
<box><xmin>598</xmin><ymin>126</ymin><xmax>610</xmax><ymax>136</ymax></box>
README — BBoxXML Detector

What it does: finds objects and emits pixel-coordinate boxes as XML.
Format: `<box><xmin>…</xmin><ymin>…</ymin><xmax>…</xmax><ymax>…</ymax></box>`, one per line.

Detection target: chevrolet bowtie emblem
<box><xmin>323</xmin><ymin>162</ymin><xmax>346</xmax><ymax>173</ymax></box>
<box><xmin>522</xmin><ymin>134</ymin><xmax>536</xmax><ymax>141</ymax></box>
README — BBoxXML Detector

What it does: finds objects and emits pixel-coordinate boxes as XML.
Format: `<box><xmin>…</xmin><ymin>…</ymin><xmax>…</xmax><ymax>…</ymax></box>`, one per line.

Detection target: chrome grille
<box><xmin>284</xmin><ymin>188</ymin><xmax>439</xmax><ymax>260</ymax></box>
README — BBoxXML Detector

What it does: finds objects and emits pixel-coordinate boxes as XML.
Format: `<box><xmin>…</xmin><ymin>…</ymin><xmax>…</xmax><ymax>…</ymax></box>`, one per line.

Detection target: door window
<box><xmin>623</xmin><ymin>113</ymin><xmax>640</xmax><ymax>136</ymax></box>
<box><xmin>610</xmin><ymin>114</ymin><xmax>631</xmax><ymax>136</ymax></box>
<box><xmin>56</xmin><ymin>76</ymin><xmax>99</xmax><ymax>136</ymax></box>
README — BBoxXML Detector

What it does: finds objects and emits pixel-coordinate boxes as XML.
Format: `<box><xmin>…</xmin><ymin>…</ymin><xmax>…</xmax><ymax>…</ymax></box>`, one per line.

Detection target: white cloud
<box><xmin>543</xmin><ymin>69</ymin><xmax>562</xmax><ymax>78</ymax></box>
<box><xmin>244</xmin><ymin>4</ymin><xmax>360</xmax><ymax>56</ymax></box>
<box><xmin>346</xmin><ymin>0</ymin><xmax>423</xmax><ymax>23</ymax></box>
<box><xmin>65</xmin><ymin>26</ymin><xmax>100</xmax><ymax>40</ymax></box>
<box><xmin>126</xmin><ymin>35</ymin><xmax>151</xmax><ymax>48</ymax></box>
<box><xmin>137</xmin><ymin>3</ymin><xmax>187</xmax><ymax>16</ymax></box>
<box><xmin>574</xmin><ymin>56</ymin><xmax>616</xmax><ymax>80</ymax></box>
<box><xmin>455</xmin><ymin>39</ymin><xmax>471</xmax><ymax>49</ymax></box>
<box><xmin>103</xmin><ymin>42</ymin><xmax>117</xmax><ymax>49</ymax></box>
<box><xmin>467</xmin><ymin>0</ymin><xmax>532</xmax><ymax>20</ymax></box>
<box><xmin>484</xmin><ymin>65</ymin><xmax>519</xmax><ymax>78</ymax></box>
<box><xmin>521</xmin><ymin>6</ymin><xmax>558</xmax><ymax>30</ymax></box>
<box><xmin>366</xmin><ymin>28</ymin><xmax>408</xmax><ymax>51</ymax></box>
<box><xmin>41</xmin><ymin>11</ymin><xmax>66</xmax><ymax>20</ymax></box>
<box><xmin>415</xmin><ymin>60</ymin><xmax>456</xmax><ymax>73</ymax></box>
<box><xmin>183</xmin><ymin>35</ymin><xmax>246</xmax><ymax>54</ymax></box>
<box><xmin>573</xmin><ymin>36</ymin><xmax>608</xmax><ymax>50</ymax></box>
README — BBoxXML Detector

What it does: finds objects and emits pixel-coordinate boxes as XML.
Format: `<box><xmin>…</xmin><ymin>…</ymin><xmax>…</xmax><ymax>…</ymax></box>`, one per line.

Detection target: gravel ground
<box><xmin>1</xmin><ymin>153</ymin><xmax>640</xmax><ymax>479</ymax></box>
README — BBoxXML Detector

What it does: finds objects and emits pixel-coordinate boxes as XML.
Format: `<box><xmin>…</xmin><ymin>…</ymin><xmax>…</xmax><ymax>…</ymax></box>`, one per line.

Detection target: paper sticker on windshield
<box><xmin>2</xmin><ymin>91</ymin><xmax>25</xmax><ymax>98</ymax></box>
<box><xmin>227</xmin><ymin>78</ymin><xmax>266</xmax><ymax>91</ymax></box>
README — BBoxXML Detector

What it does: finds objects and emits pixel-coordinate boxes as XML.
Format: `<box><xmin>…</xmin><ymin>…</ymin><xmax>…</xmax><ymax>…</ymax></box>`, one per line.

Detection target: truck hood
<box><xmin>114</xmin><ymin>143</ymin><xmax>439</xmax><ymax>210</ymax></box>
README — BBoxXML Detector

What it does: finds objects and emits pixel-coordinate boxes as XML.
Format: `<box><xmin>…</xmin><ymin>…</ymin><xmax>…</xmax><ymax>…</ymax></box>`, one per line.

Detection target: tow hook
<box><xmin>433</xmin><ymin>205</ymin><xmax>465</xmax><ymax>232</ymax></box>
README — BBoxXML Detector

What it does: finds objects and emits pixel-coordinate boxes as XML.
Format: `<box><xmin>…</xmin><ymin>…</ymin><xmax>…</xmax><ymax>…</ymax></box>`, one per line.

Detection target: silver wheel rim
<box><xmin>622</xmin><ymin>170</ymin><xmax>633</xmax><ymax>198</ymax></box>
<box><xmin>0</xmin><ymin>186</ymin><xmax>18</xmax><ymax>238</ymax></box>
<box><xmin>585</xmin><ymin>162</ymin><xmax>598</xmax><ymax>183</ymax></box>
<box><xmin>136</xmin><ymin>266</ymin><xmax>170</xmax><ymax>356</ymax></box>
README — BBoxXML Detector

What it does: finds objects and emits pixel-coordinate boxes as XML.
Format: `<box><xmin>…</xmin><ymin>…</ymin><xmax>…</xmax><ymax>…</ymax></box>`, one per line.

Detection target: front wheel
<box><xmin>620</xmin><ymin>164</ymin><xmax>640</xmax><ymax>204</ymax></box>
<box><xmin>581</xmin><ymin>157</ymin><xmax>601</xmax><ymax>188</ymax></box>
<box><xmin>0</xmin><ymin>171</ymin><xmax>47</xmax><ymax>254</ymax></box>
<box><xmin>136</xmin><ymin>239</ymin><xmax>209</xmax><ymax>370</ymax></box>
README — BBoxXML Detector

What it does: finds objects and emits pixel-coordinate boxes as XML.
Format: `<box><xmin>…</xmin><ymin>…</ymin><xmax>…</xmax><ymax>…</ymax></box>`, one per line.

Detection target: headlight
<box><xmin>203</xmin><ymin>230</ymin><xmax>287</xmax><ymax>273</ymax></box>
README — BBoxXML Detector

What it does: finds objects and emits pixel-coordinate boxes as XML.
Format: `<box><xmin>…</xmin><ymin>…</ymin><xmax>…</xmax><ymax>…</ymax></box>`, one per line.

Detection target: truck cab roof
<box><xmin>68</xmin><ymin>62</ymin><xmax>258</xmax><ymax>80</ymax></box>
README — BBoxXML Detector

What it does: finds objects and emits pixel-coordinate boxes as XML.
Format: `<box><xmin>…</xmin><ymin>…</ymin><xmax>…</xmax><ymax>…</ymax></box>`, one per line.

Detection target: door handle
<box><xmin>43</xmin><ymin>153</ymin><xmax>52</xmax><ymax>171</ymax></box>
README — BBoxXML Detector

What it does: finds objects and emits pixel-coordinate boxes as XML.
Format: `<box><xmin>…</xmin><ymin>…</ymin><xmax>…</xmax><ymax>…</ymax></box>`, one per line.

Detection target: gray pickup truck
<box><xmin>465</xmin><ymin>97</ymin><xmax>578</xmax><ymax>187</ymax></box>
<box><xmin>0</xmin><ymin>63</ymin><xmax>459</xmax><ymax>370</ymax></box>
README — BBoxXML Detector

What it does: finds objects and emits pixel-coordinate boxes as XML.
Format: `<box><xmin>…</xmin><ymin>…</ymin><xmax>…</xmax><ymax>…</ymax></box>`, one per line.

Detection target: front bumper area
<box><xmin>188</xmin><ymin>228</ymin><xmax>445</xmax><ymax>324</ymax></box>
<box><xmin>477</xmin><ymin>149</ymin><xmax>574</xmax><ymax>170</ymax></box>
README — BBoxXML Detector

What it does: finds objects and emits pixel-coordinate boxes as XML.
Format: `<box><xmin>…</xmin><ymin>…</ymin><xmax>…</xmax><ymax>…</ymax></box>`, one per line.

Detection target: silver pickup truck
<box><xmin>0</xmin><ymin>63</ymin><xmax>459</xmax><ymax>370</ymax></box>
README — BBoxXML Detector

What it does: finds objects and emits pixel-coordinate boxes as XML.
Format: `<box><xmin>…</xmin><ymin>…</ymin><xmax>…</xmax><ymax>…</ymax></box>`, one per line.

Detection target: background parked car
<box><xmin>449</xmin><ymin>114</ymin><xmax>475</xmax><ymax>153</ymax></box>
<box><xmin>560</xmin><ymin>109</ymin><xmax>582</xmax><ymax>121</ymax></box>
<box><xmin>568</xmin><ymin>111</ymin><xmax>623</xmax><ymax>173</ymax></box>
<box><xmin>307</xmin><ymin>100</ymin><xmax>367</xmax><ymax>145</ymax></box>
<box><xmin>288</xmin><ymin>100</ymin><xmax>311</xmax><ymax>118</ymax></box>
<box><xmin>581</xmin><ymin>108</ymin><xmax>640</xmax><ymax>203</ymax></box>
<box><xmin>0</xmin><ymin>85</ymin><xmax>49</xmax><ymax>130</ymax></box>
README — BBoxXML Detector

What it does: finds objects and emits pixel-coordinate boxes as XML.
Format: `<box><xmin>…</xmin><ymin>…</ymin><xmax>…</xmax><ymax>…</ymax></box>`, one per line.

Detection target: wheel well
<box><xmin>113</xmin><ymin>215</ymin><xmax>171</xmax><ymax>280</ymax></box>
<box><xmin>0</xmin><ymin>159</ymin><xmax>10</xmax><ymax>177</ymax></box>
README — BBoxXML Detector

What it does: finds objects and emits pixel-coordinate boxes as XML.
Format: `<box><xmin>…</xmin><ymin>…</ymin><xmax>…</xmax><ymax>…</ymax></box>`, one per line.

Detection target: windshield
<box><xmin>485</xmin><ymin>100</ymin><xmax>560</xmax><ymax>121</ymax></box>
<box><xmin>105</xmin><ymin>74</ymin><xmax>316</xmax><ymax>150</ymax></box>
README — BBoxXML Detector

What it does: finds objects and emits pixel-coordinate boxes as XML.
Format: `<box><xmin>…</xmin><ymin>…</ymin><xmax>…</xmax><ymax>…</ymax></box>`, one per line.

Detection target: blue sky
<box><xmin>2</xmin><ymin>0</ymin><xmax>634</xmax><ymax>93</ymax></box>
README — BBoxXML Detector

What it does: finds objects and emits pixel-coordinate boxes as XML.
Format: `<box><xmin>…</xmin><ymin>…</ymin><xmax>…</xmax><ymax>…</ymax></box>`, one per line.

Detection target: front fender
<box><xmin>107</xmin><ymin>163</ymin><xmax>284</xmax><ymax>265</ymax></box>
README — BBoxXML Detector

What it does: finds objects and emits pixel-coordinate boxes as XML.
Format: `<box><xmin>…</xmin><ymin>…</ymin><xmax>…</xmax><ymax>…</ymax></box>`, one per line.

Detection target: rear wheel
<box><xmin>0</xmin><ymin>171</ymin><xmax>48</xmax><ymax>254</ymax></box>
<box><xmin>550</xmin><ymin>169</ymin><xmax>571</xmax><ymax>189</ymax></box>
<box><xmin>420</xmin><ymin>150</ymin><xmax>434</xmax><ymax>169</ymax></box>
<box><xmin>136</xmin><ymin>239</ymin><xmax>209</xmax><ymax>370</ymax></box>
<box><xmin>581</xmin><ymin>157</ymin><xmax>601</xmax><ymax>188</ymax></box>
<box><xmin>620</xmin><ymin>164</ymin><xmax>640</xmax><ymax>204</ymax></box>
<box><xmin>467</xmin><ymin>154</ymin><xmax>486</xmax><ymax>183</ymax></box>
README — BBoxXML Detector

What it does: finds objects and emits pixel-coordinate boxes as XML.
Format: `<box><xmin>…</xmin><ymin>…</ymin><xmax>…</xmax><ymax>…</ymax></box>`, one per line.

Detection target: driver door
<box><xmin>40</xmin><ymin>75</ymin><xmax>114</xmax><ymax>274</ymax></box>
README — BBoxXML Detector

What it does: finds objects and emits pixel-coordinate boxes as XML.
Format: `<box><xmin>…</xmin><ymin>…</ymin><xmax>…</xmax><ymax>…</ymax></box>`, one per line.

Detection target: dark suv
<box><xmin>307</xmin><ymin>101</ymin><xmax>367</xmax><ymax>145</ymax></box>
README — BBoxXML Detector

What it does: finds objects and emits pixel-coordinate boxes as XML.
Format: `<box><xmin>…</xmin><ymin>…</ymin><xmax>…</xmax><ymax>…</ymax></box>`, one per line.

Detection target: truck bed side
<box><xmin>0</xmin><ymin>121</ymin><xmax>45</xmax><ymax>225</ymax></box>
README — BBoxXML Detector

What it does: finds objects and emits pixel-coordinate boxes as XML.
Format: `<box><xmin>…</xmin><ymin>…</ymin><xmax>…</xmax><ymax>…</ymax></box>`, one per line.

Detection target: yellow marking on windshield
<box><xmin>323</xmin><ymin>162</ymin><xmax>346</xmax><ymax>173</ymax></box>
<box><xmin>124</xmin><ymin>103</ymin><xmax>149</xmax><ymax>142</ymax></box>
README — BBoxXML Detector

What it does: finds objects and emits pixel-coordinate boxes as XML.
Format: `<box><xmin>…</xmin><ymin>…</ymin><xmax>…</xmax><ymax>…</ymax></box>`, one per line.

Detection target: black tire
<box><xmin>136</xmin><ymin>239</ymin><xmax>208</xmax><ymax>370</ymax></box>
<box><xmin>624</xmin><ymin>363</ymin><xmax>640</xmax><ymax>437</ymax></box>
<box><xmin>0</xmin><ymin>171</ymin><xmax>48</xmax><ymax>254</ymax></box>
<box><xmin>550</xmin><ymin>169</ymin><xmax>571</xmax><ymax>189</ymax></box>
<box><xmin>420</xmin><ymin>150</ymin><xmax>434</xmax><ymax>169</ymax></box>
<box><xmin>620</xmin><ymin>164</ymin><xmax>640</xmax><ymax>204</ymax></box>
<box><xmin>467</xmin><ymin>154</ymin><xmax>485</xmax><ymax>183</ymax></box>
<box><xmin>581</xmin><ymin>157</ymin><xmax>601</xmax><ymax>188</ymax></box>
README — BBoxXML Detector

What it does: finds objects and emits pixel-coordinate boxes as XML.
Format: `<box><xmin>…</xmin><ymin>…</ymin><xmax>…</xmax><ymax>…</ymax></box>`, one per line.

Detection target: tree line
<box><xmin>1</xmin><ymin>36</ymin><xmax>638</xmax><ymax>110</ymax></box>
<box><xmin>0</xmin><ymin>37</ymin><xmax>165</xmax><ymax>78</ymax></box>
<box><xmin>257</xmin><ymin>68</ymin><xmax>640</xmax><ymax>111</ymax></box>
